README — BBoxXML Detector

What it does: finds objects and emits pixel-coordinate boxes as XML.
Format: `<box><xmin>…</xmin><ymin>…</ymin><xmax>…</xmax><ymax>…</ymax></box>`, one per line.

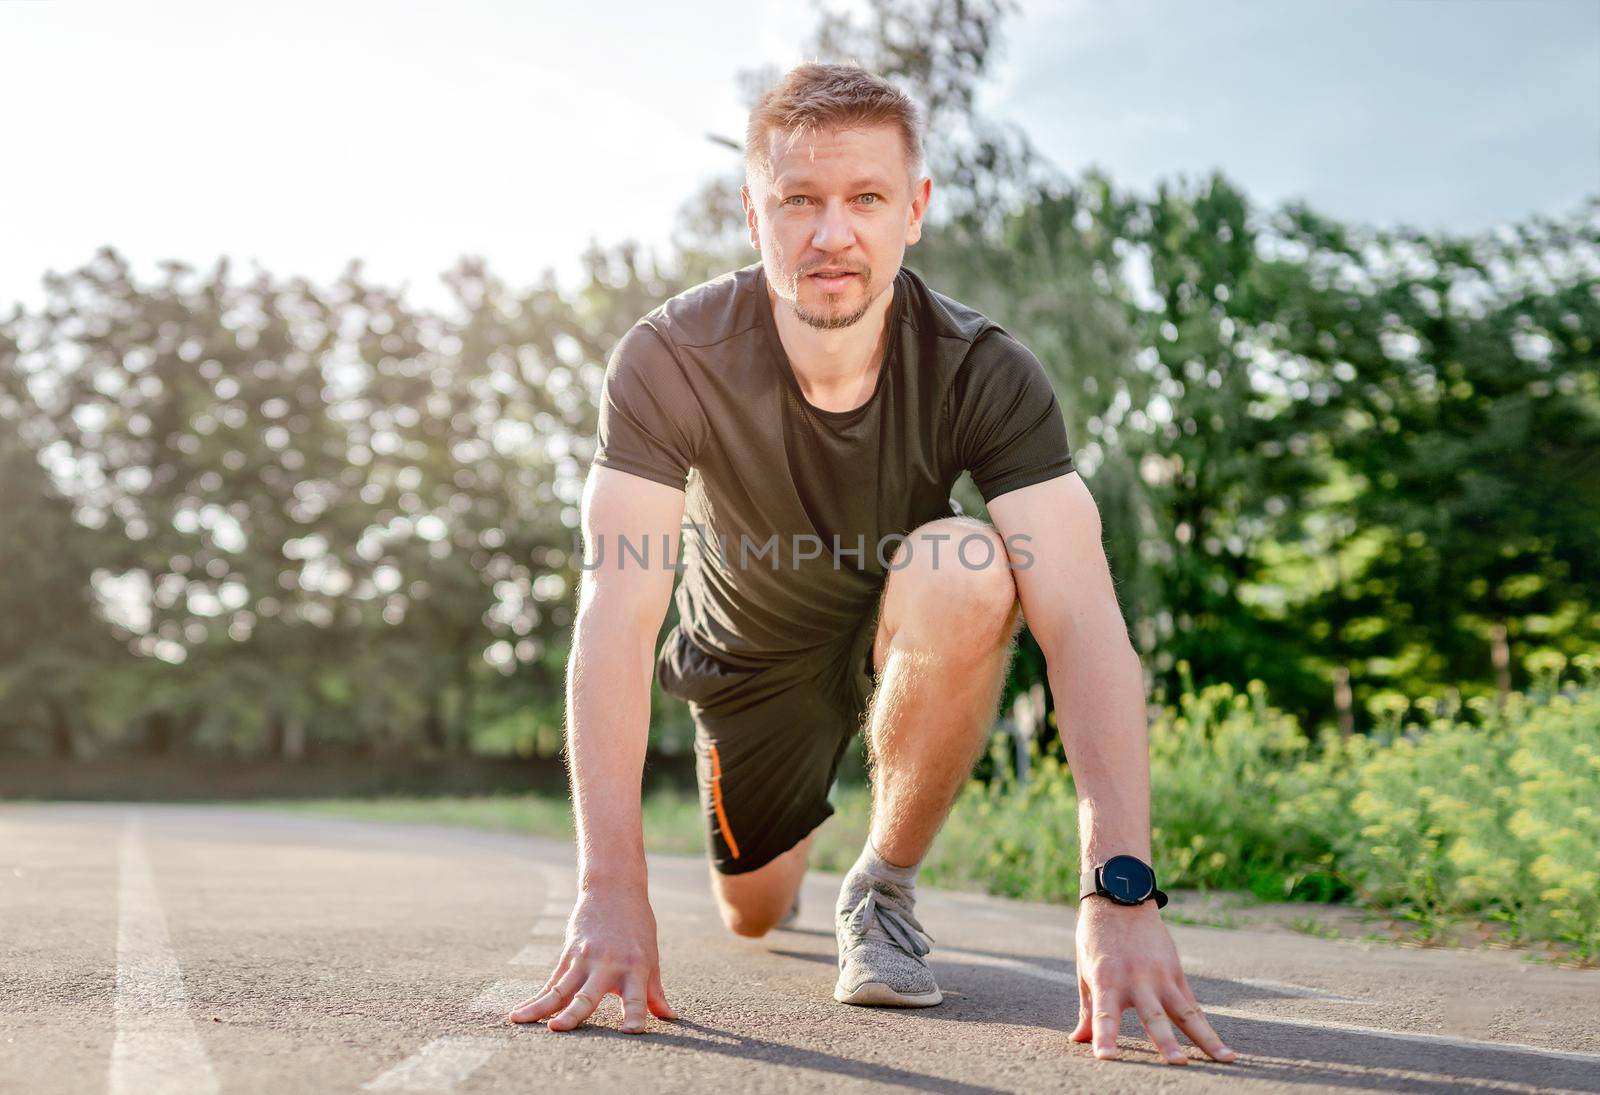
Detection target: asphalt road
<box><xmin>2</xmin><ymin>803</ymin><xmax>1597</xmax><ymax>1094</ymax></box>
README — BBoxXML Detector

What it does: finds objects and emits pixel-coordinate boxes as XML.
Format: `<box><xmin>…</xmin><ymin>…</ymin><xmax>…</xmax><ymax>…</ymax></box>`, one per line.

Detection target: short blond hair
<box><xmin>745</xmin><ymin>61</ymin><xmax>924</xmax><ymax>190</ymax></box>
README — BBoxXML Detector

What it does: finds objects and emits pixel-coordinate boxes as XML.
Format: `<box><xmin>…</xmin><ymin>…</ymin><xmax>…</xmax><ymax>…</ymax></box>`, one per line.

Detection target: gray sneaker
<box><xmin>833</xmin><ymin>871</ymin><xmax>942</xmax><ymax>1007</ymax></box>
<box><xmin>776</xmin><ymin>891</ymin><xmax>801</xmax><ymax>930</ymax></box>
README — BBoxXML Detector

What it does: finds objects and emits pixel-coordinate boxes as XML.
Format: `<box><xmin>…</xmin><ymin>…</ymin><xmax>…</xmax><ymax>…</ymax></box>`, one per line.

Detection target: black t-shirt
<box><xmin>591</xmin><ymin>260</ymin><xmax>1074</xmax><ymax>671</ymax></box>
<box><xmin>773</xmin><ymin>266</ymin><xmax>897</xmax><ymax>574</ymax></box>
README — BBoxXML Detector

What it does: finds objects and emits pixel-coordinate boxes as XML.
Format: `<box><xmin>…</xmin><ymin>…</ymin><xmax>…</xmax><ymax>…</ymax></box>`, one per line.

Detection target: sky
<box><xmin>2</xmin><ymin>0</ymin><xmax>1595</xmax><ymax>318</ymax></box>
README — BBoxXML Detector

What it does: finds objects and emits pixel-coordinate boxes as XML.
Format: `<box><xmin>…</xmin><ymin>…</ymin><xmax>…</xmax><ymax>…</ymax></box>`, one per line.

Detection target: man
<box><xmin>509</xmin><ymin>61</ymin><xmax>1237</xmax><ymax>1066</ymax></box>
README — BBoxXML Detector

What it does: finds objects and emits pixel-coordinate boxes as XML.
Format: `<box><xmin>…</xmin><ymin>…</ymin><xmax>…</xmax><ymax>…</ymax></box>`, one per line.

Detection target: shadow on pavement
<box><xmin>562</xmin><ymin>1018</ymin><xmax>1015</xmax><ymax>1095</ymax></box>
<box><xmin>1146</xmin><ymin>1010</ymin><xmax>1600</xmax><ymax>1095</ymax></box>
<box><xmin>764</xmin><ymin>945</ymin><xmax>1600</xmax><ymax>1093</ymax></box>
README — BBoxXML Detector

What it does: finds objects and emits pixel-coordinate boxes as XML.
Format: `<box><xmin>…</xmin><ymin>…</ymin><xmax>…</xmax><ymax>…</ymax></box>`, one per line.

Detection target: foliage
<box><xmin>920</xmin><ymin>664</ymin><xmax>1600</xmax><ymax>959</ymax></box>
<box><xmin>0</xmin><ymin>0</ymin><xmax>1594</xmax><ymax>760</ymax></box>
<box><xmin>1275</xmin><ymin>658</ymin><xmax>1600</xmax><ymax>953</ymax></box>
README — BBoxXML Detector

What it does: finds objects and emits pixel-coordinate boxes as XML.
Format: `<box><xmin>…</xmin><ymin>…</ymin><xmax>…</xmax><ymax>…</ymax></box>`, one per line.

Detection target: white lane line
<box><xmin>468</xmin><ymin>979</ymin><xmax>541</xmax><ymax>1018</ymax></box>
<box><xmin>1223</xmin><ymin>977</ymin><xmax>1362</xmax><ymax>1004</ymax></box>
<box><xmin>530</xmin><ymin>865</ymin><xmax>573</xmax><ymax>939</ymax></box>
<box><xmin>360</xmin><ymin>1036</ymin><xmax>502</xmax><ymax>1092</ymax></box>
<box><xmin>1201</xmin><ymin>1006</ymin><xmax>1600</xmax><ymax>1066</ymax></box>
<box><xmin>110</xmin><ymin>816</ymin><xmax>220</xmax><ymax>1095</ymax></box>
<box><xmin>946</xmin><ymin>947</ymin><xmax>1358</xmax><ymax>1002</ymax></box>
<box><xmin>508</xmin><ymin>944</ymin><xmax>561</xmax><ymax>967</ymax></box>
<box><xmin>358</xmin><ymin>863</ymin><xmax>577</xmax><ymax>1092</ymax></box>
<box><xmin>940</xmin><ymin>945</ymin><xmax>1074</xmax><ymax>985</ymax></box>
<box><xmin>1178</xmin><ymin>961</ymin><xmax>1364</xmax><ymax>1003</ymax></box>
<box><xmin>507</xmin><ymin>868</ymin><xmax>570</xmax><ymax>979</ymax></box>
<box><xmin>939</xmin><ymin>945</ymin><xmax>1600</xmax><ymax>1066</ymax></box>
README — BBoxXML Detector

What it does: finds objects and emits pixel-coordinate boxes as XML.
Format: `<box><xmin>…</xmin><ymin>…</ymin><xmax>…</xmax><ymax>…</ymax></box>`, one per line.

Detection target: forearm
<box><xmin>1046</xmin><ymin>626</ymin><xmax>1153</xmax><ymax>868</ymax></box>
<box><xmin>565</xmin><ymin>604</ymin><xmax>655</xmax><ymax>892</ymax></box>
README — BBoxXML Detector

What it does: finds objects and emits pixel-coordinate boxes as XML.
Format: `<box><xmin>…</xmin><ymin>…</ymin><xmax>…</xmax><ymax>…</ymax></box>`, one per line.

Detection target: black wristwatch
<box><xmin>1079</xmin><ymin>855</ymin><xmax>1168</xmax><ymax>909</ymax></box>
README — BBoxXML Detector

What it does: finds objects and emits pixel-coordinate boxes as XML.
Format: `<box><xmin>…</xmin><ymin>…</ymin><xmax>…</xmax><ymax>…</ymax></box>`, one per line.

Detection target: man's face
<box><xmin>741</xmin><ymin>123</ymin><xmax>930</xmax><ymax>331</ymax></box>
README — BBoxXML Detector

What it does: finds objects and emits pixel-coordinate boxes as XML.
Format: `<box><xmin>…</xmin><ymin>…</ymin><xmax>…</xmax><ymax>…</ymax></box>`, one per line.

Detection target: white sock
<box><xmin>852</xmin><ymin>835</ymin><xmax>920</xmax><ymax>892</ymax></box>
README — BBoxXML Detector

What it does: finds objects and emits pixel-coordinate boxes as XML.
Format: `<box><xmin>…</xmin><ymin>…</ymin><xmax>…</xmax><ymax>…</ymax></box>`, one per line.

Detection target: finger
<box><xmin>509</xmin><ymin>960</ymin><xmax>579</xmax><ymax>1024</ymax></box>
<box><xmin>1090</xmin><ymin>985</ymin><xmax>1121</xmax><ymax>1060</ymax></box>
<box><xmin>1132</xmin><ymin>987</ymin><xmax>1188</xmax><ymax>1065</ymax></box>
<box><xmin>510</xmin><ymin>979</ymin><xmax>577</xmax><ymax>1024</ymax></box>
<box><xmin>1069</xmin><ymin>970</ymin><xmax>1092</xmax><ymax>1043</ymax></box>
<box><xmin>546</xmin><ymin>972</ymin><xmax>609</xmax><ymax>1033</ymax></box>
<box><xmin>533</xmin><ymin>950</ymin><xmax>572</xmax><ymax>998</ymax></box>
<box><xmin>1163</xmin><ymin>981</ymin><xmax>1237</xmax><ymax>1063</ymax></box>
<box><xmin>619</xmin><ymin>973</ymin><xmax>650</xmax><ymax>1034</ymax></box>
<box><xmin>646</xmin><ymin>966</ymin><xmax>679</xmax><ymax>1021</ymax></box>
<box><xmin>509</xmin><ymin>962</ymin><xmax>583</xmax><ymax>1025</ymax></box>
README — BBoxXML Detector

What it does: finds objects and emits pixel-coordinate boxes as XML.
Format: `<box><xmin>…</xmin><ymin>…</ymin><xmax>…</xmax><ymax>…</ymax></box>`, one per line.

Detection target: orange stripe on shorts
<box><xmin>707</xmin><ymin>742</ymin><xmax>740</xmax><ymax>859</ymax></box>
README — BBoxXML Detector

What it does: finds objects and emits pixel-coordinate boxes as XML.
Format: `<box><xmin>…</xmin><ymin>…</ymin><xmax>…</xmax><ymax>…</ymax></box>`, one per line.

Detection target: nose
<box><xmin>811</xmin><ymin>199</ymin><xmax>856</xmax><ymax>254</ymax></box>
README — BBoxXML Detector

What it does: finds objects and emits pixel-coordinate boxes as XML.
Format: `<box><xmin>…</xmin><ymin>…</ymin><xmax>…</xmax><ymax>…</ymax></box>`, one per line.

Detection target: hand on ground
<box><xmin>507</xmin><ymin>885</ymin><xmax>679</xmax><ymax>1034</ymax></box>
<box><xmin>1069</xmin><ymin>898</ymin><xmax>1237</xmax><ymax>1065</ymax></box>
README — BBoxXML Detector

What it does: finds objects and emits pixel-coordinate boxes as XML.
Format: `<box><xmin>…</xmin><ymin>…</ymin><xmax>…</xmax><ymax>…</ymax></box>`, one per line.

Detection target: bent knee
<box><xmin>710</xmin><ymin>873</ymin><xmax>790</xmax><ymax>939</ymax></box>
<box><xmin>890</xmin><ymin>517</ymin><xmax>1019</xmax><ymax>639</ymax></box>
<box><xmin>718</xmin><ymin>905</ymin><xmax>778</xmax><ymax>938</ymax></box>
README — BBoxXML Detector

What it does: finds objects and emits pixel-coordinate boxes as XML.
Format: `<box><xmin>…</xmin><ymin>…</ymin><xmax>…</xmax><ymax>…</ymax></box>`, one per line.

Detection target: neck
<box><xmin>765</xmin><ymin>279</ymin><xmax>894</xmax><ymax>413</ymax></box>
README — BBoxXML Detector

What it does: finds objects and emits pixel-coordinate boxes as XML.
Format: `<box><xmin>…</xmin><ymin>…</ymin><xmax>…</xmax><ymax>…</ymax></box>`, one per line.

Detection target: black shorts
<box><xmin>654</xmin><ymin>602</ymin><xmax>882</xmax><ymax>876</ymax></box>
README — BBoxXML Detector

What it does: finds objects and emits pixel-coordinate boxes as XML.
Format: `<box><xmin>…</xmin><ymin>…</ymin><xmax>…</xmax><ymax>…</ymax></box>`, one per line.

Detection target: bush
<box><xmin>1284</xmin><ymin>685</ymin><xmax>1600</xmax><ymax>953</ymax></box>
<box><xmin>923</xmin><ymin>662</ymin><xmax>1600</xmax><ymax>959</ymax></box>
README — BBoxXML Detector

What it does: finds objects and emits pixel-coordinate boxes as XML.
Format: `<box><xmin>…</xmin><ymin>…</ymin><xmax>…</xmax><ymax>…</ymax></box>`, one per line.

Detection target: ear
<box><xmin>741</xmin><ymin>184</ymin><xmax>760</xmax><ymax>250</ymax></box>
<box><xmin>904</xmin><ymin>176</ymin><xmax>932</xmax><ymax>247</ymax></box>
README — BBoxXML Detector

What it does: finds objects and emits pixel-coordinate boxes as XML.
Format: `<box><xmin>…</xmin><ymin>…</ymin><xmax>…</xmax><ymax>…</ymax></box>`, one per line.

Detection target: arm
<box><xmin>568</xmin><ymin>464</ymin><xmax>684</xmax><ymax>894</ymax></box>
<box><xmin>988</xmin><ymin>471</ymin><xmax>1236</xmax><ymax>1065</ymax></box>
<box><xmin>509</xmin><ymin>463</ymin><xmax>685</xmax><ymax>1034</ymax></box>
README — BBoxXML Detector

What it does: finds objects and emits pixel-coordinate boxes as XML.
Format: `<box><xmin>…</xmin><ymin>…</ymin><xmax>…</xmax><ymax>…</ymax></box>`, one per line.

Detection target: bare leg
<box><xmin>864</xmin><ymin>517</ymin><xmax>1022</xmax><ymax>867</ymax></box>
<box><xmin>712</xmin><ymin>517</ymin><xmax>1019</xmax><ymax>936</ymax></box>
<box><xmin>829</xmin><ymin>517</ymin><xmax>1021</xmax><ymax>1008</ymax></box>
<box><xmin>709</xmin><ymin>829</ymin><xmax>815</xmax><ymax>937</ymax></box>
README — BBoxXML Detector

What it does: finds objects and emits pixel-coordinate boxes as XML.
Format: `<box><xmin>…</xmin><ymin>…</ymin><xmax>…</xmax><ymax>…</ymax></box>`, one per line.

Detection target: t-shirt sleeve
<box><xmin>949</xmin><ymin>328</ymin><xmax>1075</xmax><ymax>503</ymax></box>
<box><xmin>591</xmin><ymin>320</ymin><xmax>708</xmax><ymax>491</ymax></box>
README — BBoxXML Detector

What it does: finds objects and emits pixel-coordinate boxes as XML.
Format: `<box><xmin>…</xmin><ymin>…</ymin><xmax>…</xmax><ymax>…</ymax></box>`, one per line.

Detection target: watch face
<box><xmin>1100</xmin><ymin>856</ymin><xmax>1155</xmax><ymax>904</ymax></box>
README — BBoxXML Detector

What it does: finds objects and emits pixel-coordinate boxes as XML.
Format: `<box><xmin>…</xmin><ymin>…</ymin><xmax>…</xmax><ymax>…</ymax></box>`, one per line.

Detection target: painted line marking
<box><xmin>508</xmin><ymin>944</ymin><xmax>561</xmax><ymax>967</ymax></box>
<box><xmin>529</xmin><ymin>865</ymin><xmax>573</xmax><ymax>938</ymax></box>
<box><xmin>110</xmin><ymin>815</ymin><xmax>220</xmax><ymax>1095</ymax></box>
<box><xmin>946</xmin><ymin>947</ymin><xmax>1358</xmax><ymax>1002</ymax></box>
<box><xmin>938</xmin><ymin>945</ymin><xmax>1600</xmax><ymax>1065</ymax></box>
<box><xmin>1223</xmin><ymin>976</ymin><xmax>1362</xmax><ymax>1004</ymax></box>
<box><xmin>941</xmin><ymin>945</ymin><xmax>1074</xmax><ymax>985</ymax></box>
<box><xmin>1200</xmin><ymin>1007</ymin><xmax>1600</xmax><ymax>1065</ymax></box>
<box><xmin>469</xmin><ymin>979</ymin><xmax>541</xmax><ymax>1017</ymax></box>
<box><xmin>358</xmin><ymin>867</ymin><xmax>577</xmax><ymax>1091</ymax></box>
<box><xmin>360</xmin><ymin>1036</ymin><xmax>502</xmax><ymax>1092</ymax></box>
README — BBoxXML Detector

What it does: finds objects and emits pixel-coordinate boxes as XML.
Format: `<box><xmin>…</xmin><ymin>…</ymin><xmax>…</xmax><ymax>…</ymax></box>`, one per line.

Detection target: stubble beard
<box><xmin>787</xmin><ymin>269</ymin><xmax>874</xmax><ymax>330</ymax></box>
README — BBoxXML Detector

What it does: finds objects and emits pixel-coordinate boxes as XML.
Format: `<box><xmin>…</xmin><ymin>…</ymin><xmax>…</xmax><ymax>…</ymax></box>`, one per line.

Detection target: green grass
<box><xmin>1164</xmin><ymin>909</ymin><xmax>1243</xmax><ymax>931</ymax></box>
<box><xmin>263</xmin><ymin>788</ymin><xmax>710</xmax><ymax>856</ymax></box>
<box><xmin>1286</xmin><ymin>916</ymin><xmax>1342</xmax><ymax>941</ymax></box>
<box><xmin>262</xmin><ymin>784</ymin><xmax>879</xmax><ymax>875</ymax></box>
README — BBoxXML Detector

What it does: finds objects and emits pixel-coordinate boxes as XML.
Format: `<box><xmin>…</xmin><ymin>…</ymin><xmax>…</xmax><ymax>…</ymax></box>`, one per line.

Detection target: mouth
<box><xmin>808</xmin><ymin>271</ymin><xmax>859</xmax><ymax>288</ymax></box>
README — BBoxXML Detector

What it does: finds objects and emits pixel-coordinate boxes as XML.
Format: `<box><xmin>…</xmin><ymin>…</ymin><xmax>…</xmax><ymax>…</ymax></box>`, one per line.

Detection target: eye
<box><xmin>858</xmin><ymin>193</ymin><xmax>882</xmax><ymax>205</ymax></box>
<box><xmin>783</xmin><ymin>195</ymin><xmax>809</xmax><ymax>207</ymax></box>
